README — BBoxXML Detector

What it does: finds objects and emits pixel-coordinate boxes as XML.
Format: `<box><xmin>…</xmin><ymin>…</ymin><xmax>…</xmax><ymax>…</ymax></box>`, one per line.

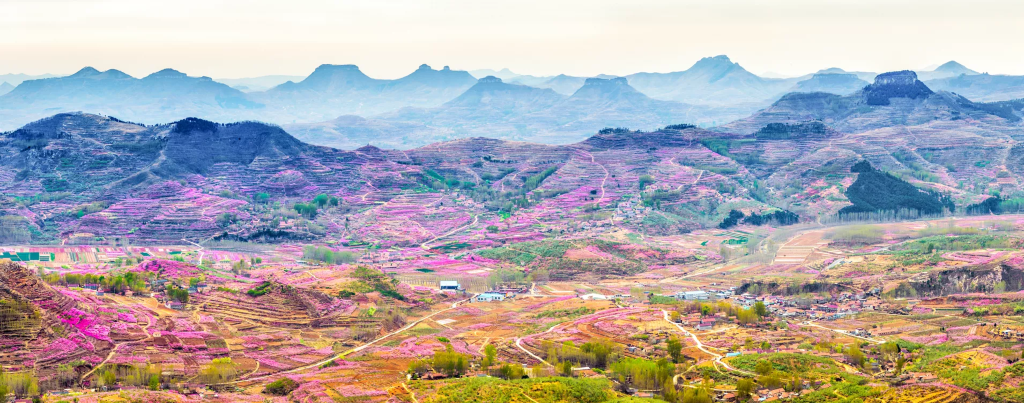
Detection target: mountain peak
<box><xmin>287</xmin><ymin>64</ymin><xmax>378</xmax><ymax>92</ymax></box>
<box><xmin>398</xmin><ymin>64</ymin><xmax>477</xmax><ymax>88</ymax></box>
<box><xmin>413</xmin><ymin>64</ymin><xmax>453</xmax><ymax>72</ymax></box>
<box><xmin>692</xmin><ymin>55</ymin><xmax>735</xmax><ymax>69</ymax></box>
<box><xmin>478</xmin><ymin>76</ymin><xmax>503</xmax><ymax>84</ymax></box>
<box><xmin>68</xmin><ymin>67</ymin><xmax>133</xmax><ymax>80</ymax></box>
<box><xmin>934</xmin><ymin>61</ymin><xmax>977</xmax><ymax>75</ymax></box>
<box><xmin>70</xmin><ymin>67</ymin><xmax>101</xmax><ymax>77</ymax></box>
<box><xmin>145</xmin><ymin>68</ymin><xmax>188</xmax><ymax>79</ymax></box>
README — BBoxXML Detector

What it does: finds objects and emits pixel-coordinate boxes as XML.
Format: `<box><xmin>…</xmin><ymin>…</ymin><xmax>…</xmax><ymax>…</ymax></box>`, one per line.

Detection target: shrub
<box><xmin>264</xmin><ymin>378</ymin><xmax>299</xmax><ymax>396</ymax></box>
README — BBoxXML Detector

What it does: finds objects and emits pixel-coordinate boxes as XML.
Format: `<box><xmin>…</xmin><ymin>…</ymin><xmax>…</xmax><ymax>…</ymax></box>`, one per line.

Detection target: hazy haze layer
<box><xmin>2</xmin><ymin>0</ymin><xmax>1021</xmax><ymax>79</ymax></box>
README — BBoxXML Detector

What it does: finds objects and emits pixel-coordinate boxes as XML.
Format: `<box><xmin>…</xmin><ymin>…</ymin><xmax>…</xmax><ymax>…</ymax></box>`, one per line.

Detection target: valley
<box><xmin>1</xmin><ymin>47</ymin><xmax>1024</xmax><ymax>403</ymax></box>
<box><xmin>3</xmin><ymin>215</ymin><xmax>1024</xmax><ymax>403</ymax></box>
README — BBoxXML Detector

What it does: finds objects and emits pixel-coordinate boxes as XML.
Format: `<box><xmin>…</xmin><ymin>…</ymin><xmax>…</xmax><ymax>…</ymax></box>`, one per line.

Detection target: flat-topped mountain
<box><xmin>864</xmin><ymin>71</ymin><xmax>934</xmax><ymax>105</ymax></box>
<box><xmin>721</xmin><ymin>71</ymin><xmax>1023</xmax><ymax>134</ymax></box>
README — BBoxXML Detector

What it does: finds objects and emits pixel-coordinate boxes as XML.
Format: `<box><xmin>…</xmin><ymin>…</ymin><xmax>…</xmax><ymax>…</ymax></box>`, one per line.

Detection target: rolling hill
<box><xmin>3</xmin><ymin>95</ymin><xmax>1024</xmax><ymax>245</ymax></box>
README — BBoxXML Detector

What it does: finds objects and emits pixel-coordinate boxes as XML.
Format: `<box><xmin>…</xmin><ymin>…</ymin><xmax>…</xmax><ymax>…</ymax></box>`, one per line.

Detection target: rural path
<box><xmin>218</xmin><ymin>297</ymin><xmax>472</xmax><ymax>386</ymax></box>
<box><xmin>514</xmin><ymin>321</ymin><xmax>565</xmax><ymax>367</ymax></box>
<box><xmin>802</xmin><ymin>321</ymin><xmax>884</xmax><ymax>344</ymax></box>
<box><xmin>578</xmin><ymin>150</ymin><xmax>608</xmax><ymax>204</ymax></box>
<box><xmin>420</xmin><ymin>214</ymin><xmax>479</xmax><ymax>250</ymax></box>
<box><xmin>81</xmin><ymin>301</ymin><xmax>158</xmax><ymax>381</ymax></box>
<box><xmin>182</xmin><ymin>238</ymin><xmax>205</xmax><ymax>266</ymax></box>
<box><xmin>515</xmin><ymin>338</ymin><xmax>550</xmax><ymax>367</ymax></box>
<box><xmin>661</xmin><ymin>310</ymin><xmax>755</xmax><ymax>377</ymax></box>
<box><xmin>668</xmin><ymin>157</ymin><xmax>702</xmax><ymax>192</ymax></box>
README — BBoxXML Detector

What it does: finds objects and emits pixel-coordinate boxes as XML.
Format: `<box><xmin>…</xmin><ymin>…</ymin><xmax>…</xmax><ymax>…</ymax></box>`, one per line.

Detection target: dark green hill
<box><xmin>840</xmin><ymin>161</ymin><xmax>953</xmax><ymax>215</ymax></box>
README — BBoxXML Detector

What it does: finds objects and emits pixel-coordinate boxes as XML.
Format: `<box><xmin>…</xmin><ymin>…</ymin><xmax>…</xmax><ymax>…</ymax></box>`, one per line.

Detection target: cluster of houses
<box><xmin>612</xmin><ymin>195</ymin><xmax>652</xmax><ymax>222</ymax></box>
<box><xmin>437</xmin><ymin>280</ymin><xmax>537</xmax><ymax>302</ymax></box>
<box><xmin>658</xmin><ymin>285</ymin><xmax>901</xmax><ymax>334</ymax></box>
<box><xmin>149</xmin><ymin>278</ymin><xmax>211</xmax><ymax>310</ymax></box>
<box><xmin>767</xmin><ymin>291</ymin><xmax>886</xmax><ymax>321</ymax></box>
<box><xmin>674</xmin><ymin>287</ymin><xmax>737</xmax><ymax>301</ymax></box>
<box><xmin>358</xmin><ymin>250</ymin><xmax>394</xmax><ymax>264</ymax></box>
<box><xmin>986</xmin><ymin>324</ymin><xmax>1024</xmax><ymax>341</ymax></box>
<box><xmin>541</xmin><ymin>220</ymin><xmax>616</xmax><ymax>235</ymax></box>
<box><xmin>676</xmin><ymin>312</ymin><xmax>718</xmax><ymax>331</ymax></box>
<box><xmin>674</xmin><ymin>285</ymin><xmax>889</xmax><ymax>321</ymax></box>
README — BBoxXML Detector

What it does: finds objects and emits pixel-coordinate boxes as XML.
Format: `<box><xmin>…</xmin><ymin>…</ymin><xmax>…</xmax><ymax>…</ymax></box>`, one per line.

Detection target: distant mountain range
<box><xmin>214</xmin><ymin>75</ymin><xmax>305</xmax><ymax>92</ymax></box>
<box><xmin>255</xmin><ymin>64</ymin><xmax>479</xmax><ymax>121</ymax></box>
<box><xmin>0</xmin><ymin>67</ymin><xmax>261</xmax><ymax>130</ymax></box>
<box><xmin>916</xmin><ymin>61</ymin><xmax>979</xmax><ymax>81</ymax></box>
<box><xmin>791</xmin><ymin>73</ymin><xmax>869</xmax><ymax>95</ymax></box>
<box><xmin>925</xmin><ymin>73</ymin><xmax>1024</xmax><ymax>102</ymax></box>
<box><xmin>623</xmin><ymin>55</ymin><xmax>798</xmax><ymax>106</ymax></box>
<box><xmin>2</xmin><ymin>86</ymin><xmax>1023</xmax><ymax>244</ymax></box>
<box><xmin>721</xmin><ymin>70</ymin><xmax>1023</xmax><ymax>135</ymax></box>
<box><xmin>0</xmin><ymin>73</ymin><xmax>56</xmax><ymax>86</ymax></box>
<box><xmin>285</xmin><ymin>76</ymin><xmax>759</xmax><ymax>148</ymax></box>
<box><xmin>0</xmin><ymin>57</ymin><xmax>1021</xmax><ymax>139</ymax></box>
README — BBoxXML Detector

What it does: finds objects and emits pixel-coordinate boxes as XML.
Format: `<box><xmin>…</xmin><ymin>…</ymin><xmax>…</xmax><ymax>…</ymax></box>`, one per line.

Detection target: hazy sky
<box><xmin>1</xmin><ymin>0</ymin><xmax>1021</xmax><ymax>79</ymax></box>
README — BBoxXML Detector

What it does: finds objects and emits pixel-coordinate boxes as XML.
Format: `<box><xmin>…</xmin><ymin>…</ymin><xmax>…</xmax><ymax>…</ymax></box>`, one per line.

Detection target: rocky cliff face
<box><xmin>864</xmin><ymin>71</ymin><xmax>934</xmax><ymax>105</ymax></box>
<box><xmin>477</xmin><ymin>76</ymin><xmax>504</xmax><ymax>84</ymax></box>
<box><xmin>874</xmin><ymin>71</ymin><xmax>920</xmax><ymax>86</ymax></box>
<box><xmin>582</xmin><ymin>77</ymin><xmax>628</xmax><ymax>87</ymax></box>
<box><xmin>907</xmin><ymin>262</ymin><xmax>1024</xmax><ymax>296</ymax></box>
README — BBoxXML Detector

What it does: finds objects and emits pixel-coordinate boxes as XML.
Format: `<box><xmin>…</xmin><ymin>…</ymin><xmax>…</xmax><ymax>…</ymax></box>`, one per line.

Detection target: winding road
<box><xmin>514</xmin><ymin>321</ymin><xmax>565</xmax><ymax>367</ymax></box>
<box><xmin>661</xmin><ymin>310</ymin><xmax>754</xmax><ymax>377</ymax></box>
